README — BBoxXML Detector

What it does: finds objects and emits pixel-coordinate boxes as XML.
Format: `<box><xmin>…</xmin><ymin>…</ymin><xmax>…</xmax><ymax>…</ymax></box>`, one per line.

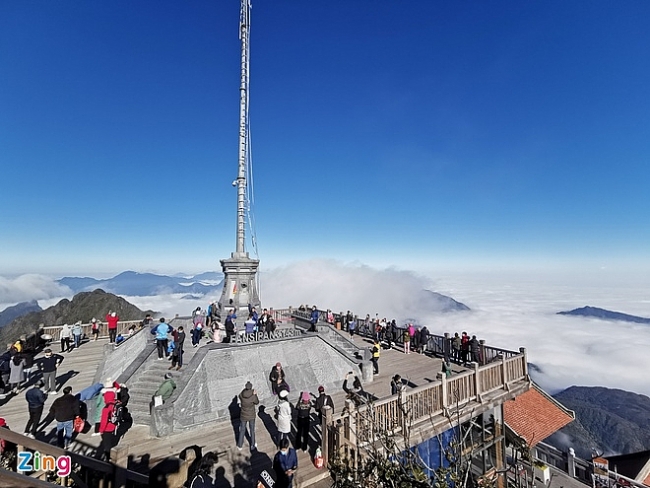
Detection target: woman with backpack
<box><xmin>95</xmin><ymin>390</ymin><xmax>119</xmax><ymax>461</ymax></box>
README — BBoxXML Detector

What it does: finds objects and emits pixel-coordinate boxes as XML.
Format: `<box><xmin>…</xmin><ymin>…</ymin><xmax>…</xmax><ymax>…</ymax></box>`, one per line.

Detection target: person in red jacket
<box><xmin>95</xmin><ymin>390</ymin><xmax>119</xmax><ymax>461</ymax></box>
<box><xmin>105</xmin><ymin>312</ymin><xmax>119</xmax><ymax>344</ymax></box>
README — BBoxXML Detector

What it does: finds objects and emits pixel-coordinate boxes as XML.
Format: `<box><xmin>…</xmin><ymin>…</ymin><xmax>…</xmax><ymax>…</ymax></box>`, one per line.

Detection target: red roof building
<box><xmin>504</xmin><ymin>383</ymin><xmax>575</xmax><ymax>447</ymax></box>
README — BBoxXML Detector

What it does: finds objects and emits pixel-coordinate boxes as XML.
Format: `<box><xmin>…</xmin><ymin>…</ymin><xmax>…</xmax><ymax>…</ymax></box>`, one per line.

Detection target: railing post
<box><xmin>322</xmin><ymin>405</ymin><xmax>332</xmax><ymax>467</ymax></box>
<box><xmin>567</xmin><ymin>447</ymin><xmax>576</xmax><ymax>478</ymax></box>
<box><xmin>444</xmin><ymin>333</ymin><xmax>450</xmax><ymax>361</ymax></box>
<box><xmin>437</xmin><ymin>372</ymin><xmax>448</xmax><ymax>408</ymax></box>
<box><xmin>519</xmin><ymin>347</ymin><xmax>528</xmax><ymax>377</ymax></box>
<box><xmin>479</xmin><ymin>339</ymin><xmax>486</xmax><ymax>365</ymax></box>
<box><xmin>111</xmin><ymin>445</ymin><xmax>129</xmax><ymax>488</ymax></box>
<box><xmin>501</xmin><ymin>354</ymin><xmax>508</xmax><ymax>385</ymax></box>
<box><xmin>473</xmin><ymin>362</ymin><xmax>482</xmax><ymax>403</ymax></box>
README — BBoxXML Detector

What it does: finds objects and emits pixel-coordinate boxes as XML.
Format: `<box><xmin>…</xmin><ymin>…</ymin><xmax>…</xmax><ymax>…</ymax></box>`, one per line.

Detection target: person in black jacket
<box><xmin>39</xmin><ymin>349</ymin><xmax>63</xmax><ymax>394</ymax></box>
<box><xmin>24</xmin><ymin>380</ymin><xmax>47</xmax><ymax>438</ymax></box>
<box><xmin>0</xmin><ymin>346</ymin><xmax>12</xmax><ymax>395</ymax></box>
<box><xmin>47</xmin><ymin>386</ymin><xmax>80</xmax><ymax>448</ymax></box>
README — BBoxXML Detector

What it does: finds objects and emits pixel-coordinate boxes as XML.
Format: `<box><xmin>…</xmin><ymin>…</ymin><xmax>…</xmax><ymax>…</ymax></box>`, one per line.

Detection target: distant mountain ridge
<box><xmin>547</xmin><ymin>386</ymin><xmax>650</xmax><ymax>459</ymax></box>
<box><xmin>0</xmin><ymin>289</ymin><xmax>153</xmax><ymax>346</ymax></box>
<box><xmin>558</xmin><ymin>306</ymin><xmax>650</xmax><ymax>324</ymax></box>
<box><xmin>0</xmin><ymin>300</ymin><xmax>42</xmax><ymax>327</ymax></box>
<box><xmin>58</xmin><ymin>270</ymin><xmax>224</xmax><ymax>296</ymax></box>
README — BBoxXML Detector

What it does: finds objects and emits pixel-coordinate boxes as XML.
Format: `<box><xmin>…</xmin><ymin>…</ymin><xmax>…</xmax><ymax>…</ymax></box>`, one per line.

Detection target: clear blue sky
<box><xmin>2</xmin><ymin>1</ymin><xmax>649</xmax><ymax>276</ymax></box>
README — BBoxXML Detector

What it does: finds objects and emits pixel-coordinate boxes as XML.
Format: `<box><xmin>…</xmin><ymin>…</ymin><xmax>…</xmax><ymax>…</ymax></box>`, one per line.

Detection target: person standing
<box><xmin>452</xmin><ymin>333</ymin><xmax>462</xmax><ymax>364</ymax></box>
<box><xmin>95</xmin><ymin>390</ymin><xmax>119</xmax><ymax>461</ymax></box>
<box><xmin>391</xmin><ymin>374</ymin><xmax>405</xmax><ymax>396</ymax></box>
<box><xmin>371</xmin><ymin>340</ymin><xmax>380</xmax><ymax>375</ymax></box>
<box><xmin>39</xmin><ymin>349</ymin><xmax>63</xmax><ymax>394</ymax></box>
<box><xmin>170</xmin><ymin>326</ymin><xmax>185</xmax><ymax>370</ymax></box>
<box><xmin>0</xmin><ymin>345</ymin><xmax>12</xmax><ymax>395</ymax></box>
<box><xmin>348</xmin><ymin>317</ymin><xmax>356</xmax><ymax>337</ymax></box>
<box><xmin>403</xmin><ymin>328</ymin><xmax>411</xmax><ymax>355</ymax></box>
<box><xmin>59</xmin><ymin>324</ymin><xmax>72</xmax><ymax>353</ymax></box>
<box><xmin>105</xmin><ymin>312</ymin><xmax>119</xmax><ymax>344</ymax></box>
<box><xmin>269</xmin><ymin>363</ymin><xmax>286</xmax><ymax>396</ymax></box>
<box><xmin>469</xmin><ymin>335</ymin><xmax>481</xmax><ymax>364</ymax></box>
<box><xmin>309</xmin><ymin>306</ymin><xmax>319</xmax><ymax>333</ymax></box>
<box><xmin>9</xmin><ymin>354</ymin><xmax>25</xmax><ymax>394</ymax></box>
<box><xmin>237</xmin><ymin>381</ymin><xmax>259</xmax><ymax>451</ymax></box>
<box><xmin>48</xmin><ymin>386</ymin><xmax>80</xmax><ymax>449</ymax></box>
<box><xmin>191</xmin><ymin>310</ymin><xmax>204</xmax><ymax>347</ymax></box>
<box><xmin>273</xmin><ymin>437</ymin><xmax>298</xmax><ymax>488</ymax></box>
<box><xmin>91</xmin><ymin>319</ymin><xmax>100</xmax><ymax>341</ymax></box>
<box><xmin>461</xmin><ymin>332</ymin><xmax>470</xmax><ymax>365</ymax></box>
<box><xmin>72</xmin><ymin>322</ymin><xmax>83</xmax><ymax>349</ymax></box>
<box><xmin>295</xmin><ymin>391</ymin><xmax>312</xmax><ymax>452</ymax></box>
<box><xmin>224</xmin><ymin>309</ymin><xmax>236</xmax><ymax>343</ymax></box>
<box><xmin>419</xmin><ymin>326</ymin><xmax>429</xmax><ymax>355</ymax></box>
<box><xmin>152</xmin><ymin>318</ymin><xmax>173</xmax><ymax>360</ymax></box>
<box><xmin>276</xmin><ymin>390</ymin><xmax>292</xmax><ymax>445</ymax></box>
<box><xmin>24</xmin><ymin>380</ymin><xmax>47</xmax><ymax>438</ymax></box>
<box><xmin>314</xmin><ymin>386</ymin><xmax>334</xmax><ymax>423</ymax></box>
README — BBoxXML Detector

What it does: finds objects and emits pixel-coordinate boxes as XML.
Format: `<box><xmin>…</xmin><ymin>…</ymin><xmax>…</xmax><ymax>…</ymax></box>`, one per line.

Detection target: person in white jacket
<box><xmin>276</xmin><ymin>389</ymin><xmax>292</xmax><ymax>445</ymax></box>
<box><xmin>59</xmin><ymin>324</ymin><xmax>72</xmax><ymax>353</ymax></box>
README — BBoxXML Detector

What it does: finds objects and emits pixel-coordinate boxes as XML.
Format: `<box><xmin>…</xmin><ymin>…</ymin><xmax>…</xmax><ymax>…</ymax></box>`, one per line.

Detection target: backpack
<box><xmin>118</xmin><ymin>387</ymin><xmax>130</xmax><ymax>407</ymax></box>
<box><xmin>109</xmin><ymin>402</ymin><xmax>124</xmax><ymax>425</ymax></box>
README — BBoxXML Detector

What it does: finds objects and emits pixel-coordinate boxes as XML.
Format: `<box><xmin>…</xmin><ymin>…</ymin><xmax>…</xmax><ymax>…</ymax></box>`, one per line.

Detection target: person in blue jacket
<box><xmin>151</xmin><ymin>318</ymin><xmax>173</xmax><ymax>360</ymax></box>
<box><xmin>273</xmin><ymin>437</ymin><xmax>297</xmax><ymax>488</ymax></box>
<box><xmin>309</xmin><ymin>306</ymin><xmax>319</xmax><ymax>333</ymax></box>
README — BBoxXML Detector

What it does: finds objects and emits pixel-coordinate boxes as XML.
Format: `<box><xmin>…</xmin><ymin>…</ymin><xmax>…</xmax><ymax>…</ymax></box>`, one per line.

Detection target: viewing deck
<box><xmin>0</xmin><ymin>312</ymin><xmax>530</xmax><ymax>487</ymax></box>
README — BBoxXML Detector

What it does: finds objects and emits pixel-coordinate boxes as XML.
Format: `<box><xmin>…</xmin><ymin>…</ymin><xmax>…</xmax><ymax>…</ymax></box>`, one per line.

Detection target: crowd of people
<box><xmin>0</xmin><ymin>302</ymin><xmax>492</xmax><ymax>487</ymax></box>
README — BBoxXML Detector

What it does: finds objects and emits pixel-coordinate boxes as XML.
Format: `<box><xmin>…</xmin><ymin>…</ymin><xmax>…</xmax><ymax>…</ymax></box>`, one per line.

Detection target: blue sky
<box><xmin>2</xmin><ymin>1</ymin><xmax>649</xmax><ymax>276</ymax></box>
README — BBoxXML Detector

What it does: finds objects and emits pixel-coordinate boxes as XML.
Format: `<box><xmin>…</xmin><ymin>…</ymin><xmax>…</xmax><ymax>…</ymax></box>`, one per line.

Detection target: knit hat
<box><xmin>164</xmin><ymin>373</ymin><xmax>173</xmax><ymax>379</ymax></box>
<box><xmin>279</xmin><ymin>390</ymin><xmax>288</xmax><ymax>399</ymax></box>
<box><xmin>318</xmin><ymin>385</ymin><xmax>325</xmax><ymax>393</ymax></box>
<box><xmin>276</xmin><ymin>362</ymin><xmax>282</xmax><ymax>368</ymax></box>
<box><xmin>301</xmin><ymin>391</ymin><xmax>310</xmax><ymax>402</ymax></box>
<box><xmin>245</xmin><ymin>381</ymin><xmax>253</xmax><ymax>390</ymax></box>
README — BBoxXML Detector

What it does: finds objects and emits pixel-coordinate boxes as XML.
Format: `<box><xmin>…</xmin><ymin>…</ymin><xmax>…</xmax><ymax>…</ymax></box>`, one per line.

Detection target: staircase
<box><xmin>128</xmin><ymin>318</ymin><xmax>201</xmax><ymax>427</ymax></box>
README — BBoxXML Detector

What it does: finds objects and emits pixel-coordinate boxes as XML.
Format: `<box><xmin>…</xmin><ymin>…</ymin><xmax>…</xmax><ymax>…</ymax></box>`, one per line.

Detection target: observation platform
<box><xmin>0</xmin><ymin>311</ymin><xmax>530</xmax><ymax>487</ymax></box>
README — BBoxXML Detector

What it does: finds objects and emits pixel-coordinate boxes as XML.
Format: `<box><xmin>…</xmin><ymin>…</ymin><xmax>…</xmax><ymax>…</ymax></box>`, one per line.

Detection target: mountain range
<box><xmin>58</xmin><ymin>271</ymin><xmax>224</xmax><ymax>296</ymax></box>
<box><xmin>557</xmin><ymin>306</ymin><xmax>650</xmax><ymax>325</ymax></box>
<box><xmin>0</xmin><ymin>300</ymin><xmax>42</xmax><ymax>327</ymax></box>
<box><xmin>547</xmin><ymin>386</ymin><xmax>650</xmax><ymax>459</ymax></box>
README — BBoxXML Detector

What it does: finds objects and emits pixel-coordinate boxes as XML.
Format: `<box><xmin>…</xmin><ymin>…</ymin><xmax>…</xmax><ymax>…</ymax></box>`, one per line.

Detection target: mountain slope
<box><xmin>557</xmin><ymin>306</ymin><xmax>650</xmax><ymax>325</ymax></box>
<box><xmin>0</xmin><ymin>300</ymin><xmax>42</xmax><ymax>327</ymax></box>
<box><xmin>0</xmin><ymin>289</ymin><xmax>152</xmax><ymax>346</ymax></box>
<box><xmin>546</xmin><ymin>386</ymin><xmax>650</xmax><ymax>458</ymax></box>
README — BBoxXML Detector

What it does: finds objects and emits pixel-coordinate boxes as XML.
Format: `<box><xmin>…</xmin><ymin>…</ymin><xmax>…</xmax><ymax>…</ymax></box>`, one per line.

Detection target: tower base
<box><xmin>217</xmin><ymin>252</ymin><xmax>261</xmax><ymax>321</ymax></box>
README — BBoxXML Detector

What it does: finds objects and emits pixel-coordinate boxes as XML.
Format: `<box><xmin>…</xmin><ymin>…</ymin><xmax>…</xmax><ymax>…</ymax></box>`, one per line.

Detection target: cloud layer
<box><xmin>0</xmin><ymin>274</ymin><xmax>71</xmax><ymax>308</ymax></box>
<box><xmin>2</xmin><ymin>262</ymin><xmax>649</xmax><ymax>397</ymax></box>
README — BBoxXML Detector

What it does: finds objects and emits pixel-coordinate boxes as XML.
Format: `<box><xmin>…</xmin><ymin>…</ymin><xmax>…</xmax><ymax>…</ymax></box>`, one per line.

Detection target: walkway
<box><xmin>0</xmin><ymin>323</ymin><xmax>452</xmax><ymax>487</ymax></box>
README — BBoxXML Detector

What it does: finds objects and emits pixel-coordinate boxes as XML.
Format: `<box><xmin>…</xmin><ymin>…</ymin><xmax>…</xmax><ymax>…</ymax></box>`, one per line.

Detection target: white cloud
<box><xmin>0</xmin><ymin>274</ymin><xmax>72</xmax><ymax>308</ymax></box>
<box><xmin>3</xmin><ymin>262</ymin><xmax>649</xmax><ymax>398</ymax></box>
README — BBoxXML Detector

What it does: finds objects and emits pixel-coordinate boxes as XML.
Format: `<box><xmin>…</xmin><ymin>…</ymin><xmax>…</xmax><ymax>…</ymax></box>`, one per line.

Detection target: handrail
<box><xmin>325</xmin><ymin>349</ymin><xmax>530</xmax><ymax>462</ymax></box>
<box><xmin>42</xmin><ymin>320</ymin><xmax>143</xmax><ymax>342</ymax></box>
<box><xmin>0</xmin><ymin>427</ymin><xmax>148</xmax><ymax>485</ymax></box>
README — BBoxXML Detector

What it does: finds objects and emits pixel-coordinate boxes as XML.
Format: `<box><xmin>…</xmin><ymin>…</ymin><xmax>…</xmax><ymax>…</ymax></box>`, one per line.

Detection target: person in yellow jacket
<box><xmin>371</xmin><ymin>340</ymin><xmax>380</xmax><ymax>375</ymax></box>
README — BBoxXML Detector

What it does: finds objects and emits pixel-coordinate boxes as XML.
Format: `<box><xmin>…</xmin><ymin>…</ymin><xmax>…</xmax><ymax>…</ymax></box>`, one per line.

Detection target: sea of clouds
<box><xmin>1</xmin><ymin>260</ymin><xmax>649</xmax><ymax>397</ymax></box>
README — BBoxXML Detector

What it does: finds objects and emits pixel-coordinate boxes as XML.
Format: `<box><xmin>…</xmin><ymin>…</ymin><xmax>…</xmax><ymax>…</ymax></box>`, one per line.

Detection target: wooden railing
<box><xmin>41</xmin><ymin>320</ymin><xmax>142</xmax><ymax>342</ymax></box>
<box><xmin>0</xmin><ymin>427</ymin><xmax>147</xmax><ymax>487</ymax></box>
<box><xmin>323</xmin><ymin>348</ymin><xmax>529</xmax><ymax>466</ymax></box>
